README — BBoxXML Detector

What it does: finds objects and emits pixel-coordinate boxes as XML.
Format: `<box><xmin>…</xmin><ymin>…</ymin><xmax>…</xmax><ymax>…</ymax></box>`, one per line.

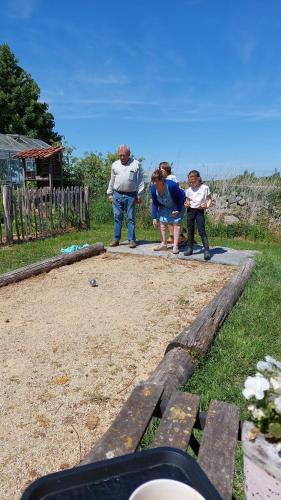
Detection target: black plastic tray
<box><xmin>21</xmin><ymin>447</ymin><xmax>222</xmax><ymax>500</ymax></box>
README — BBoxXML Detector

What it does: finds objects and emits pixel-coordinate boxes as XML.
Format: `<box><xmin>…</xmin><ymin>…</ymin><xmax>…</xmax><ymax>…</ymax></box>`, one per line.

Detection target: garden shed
<box><xmin>0</xmin><ymin>134</ymin><xmax>63</xmax><ymax>187</ymax></box>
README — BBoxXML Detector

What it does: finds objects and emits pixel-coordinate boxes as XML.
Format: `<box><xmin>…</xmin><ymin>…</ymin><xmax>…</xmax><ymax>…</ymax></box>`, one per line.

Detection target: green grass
<box><xmin>184</xmin><ymin>238</ymin><xmax>281</xmax><ymax>499</ymax></box>
<box><xmin>1</xmin><ymin>225</ymin><xmax>280</xmax><ymax>499</ymax></box>
<box><xmin>0</xmin><ymin>223</ymin><xmax>157</xmax><ymax>274</ymax></box>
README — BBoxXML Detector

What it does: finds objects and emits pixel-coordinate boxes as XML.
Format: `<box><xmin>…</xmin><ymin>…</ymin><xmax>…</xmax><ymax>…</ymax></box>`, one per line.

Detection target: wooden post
<box><xmin>48</xmin><ymin>160</ymin><xmax>53</xmax><ymax>190</ymax></box>
<box><xmin>165</xmin><ymin>258</ymin><xmax>256</xmax><ymax>356</ymax></box>
<box><xmin>79</xmin><ymin>187</ymin><xmax>83</xmax><ymax>227</ymax></box>
<box><xmin>60</xmin><ymin>151</ymin><xmax>63</xmax><ymax>187</ymax></box>
<box><xmin>13</xmin><ymin>189</ymin><xmax>20</xmax><ymax>241</ymax></box>
<box><xmin>84</xmin><ymin>186</ymin><xmax>90</xmax><ymax>229</ymax></box>
<box><xmin>2</xmin><ymin>185</ymin><xmax>13</xmax><ymax>244</ymax></box>
<box><xmin>18</xmin><ymin>188</ymin><xmax>25</xmax><ymax>240</ymax></box>
<box><xmin>22</xmin><ymin>158</ymin><xmax>27</xmax><ymax>185</ymax></box>
<box><xmin>147</xmin><ymin>348</ymin><xmax>196</xmax><ymax>401</ymax></box>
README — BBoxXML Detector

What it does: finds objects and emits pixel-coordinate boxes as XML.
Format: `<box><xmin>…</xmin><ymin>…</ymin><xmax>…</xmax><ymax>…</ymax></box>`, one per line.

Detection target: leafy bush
<box><xmin>90</xmin><ymin>192</ymin><xmax>152</xmax><ymax>229</ymax></box>
<box><xmin>205</xmin><ymin>218</ymin><xmax>276</xmax><ymax>242</ymax></box>
<box><xmin>266</xmin><ymin>189</ymin><xmax>281</xmax><ymax>213</ymax></box>
<box><xmin>90</xmin><ymin>195</ymin><xmax>112</xmax><ymax>225</ymax></box>
<box><xmin>63</xmin><ymin>151</ymin><xmax>117</xmax><ymax>194</ymax></box>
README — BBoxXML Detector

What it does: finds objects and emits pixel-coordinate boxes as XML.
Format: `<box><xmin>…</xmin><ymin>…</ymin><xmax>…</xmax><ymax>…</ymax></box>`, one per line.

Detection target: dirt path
<box><xmin>0</xmin><ymin>253</ymin><xmax>235</xmax><ymax>499</ymax></box>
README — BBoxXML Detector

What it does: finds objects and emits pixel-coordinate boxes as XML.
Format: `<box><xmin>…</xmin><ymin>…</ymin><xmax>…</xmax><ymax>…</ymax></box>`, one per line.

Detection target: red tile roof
<box><xmin>14</xmin><ymin>146</ymin><xmax>64</xmax><ymax>159</ymax></box>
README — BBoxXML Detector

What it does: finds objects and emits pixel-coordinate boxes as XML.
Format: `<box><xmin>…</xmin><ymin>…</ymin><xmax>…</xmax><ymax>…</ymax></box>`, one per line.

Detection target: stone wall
<box><xmin>207</xmin><ymin>186</ymin><xmax>281</xmax><ymax>229</ymax></box>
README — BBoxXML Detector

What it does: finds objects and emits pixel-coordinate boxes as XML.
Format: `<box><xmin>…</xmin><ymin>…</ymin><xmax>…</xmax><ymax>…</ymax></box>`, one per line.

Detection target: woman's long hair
<box><xmin>151</xmin><ymin>168</ymin><xmax>165</xmax><ymax>183</ymax></box>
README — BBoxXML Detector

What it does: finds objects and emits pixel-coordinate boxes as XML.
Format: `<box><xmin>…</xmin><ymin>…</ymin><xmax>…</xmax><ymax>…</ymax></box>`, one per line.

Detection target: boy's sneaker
<box><xmin>129</xmin><ymin>240</ymin><xmax>136</xmax><ymax>248</ymax></box>
<box><xmin>172</xmin><ymin>246</ymin><xmax>179</xmax><ymax>254</ymax></box>
<box><xmin>110</xmin><ymin>240</ymin><xmax>119</xmax><ymax>247</ymax></box>
<box><xmin>153</xmin><ymin>243</ymin><xmax>167</xmax><ymax>251</ymax></box>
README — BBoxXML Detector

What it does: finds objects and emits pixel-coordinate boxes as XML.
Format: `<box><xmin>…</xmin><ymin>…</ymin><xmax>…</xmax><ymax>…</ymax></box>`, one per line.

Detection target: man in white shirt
<box><xmin>107</xmin><ymin>145</ymin><xmax>144</xmax><ymax>248</ymax></box>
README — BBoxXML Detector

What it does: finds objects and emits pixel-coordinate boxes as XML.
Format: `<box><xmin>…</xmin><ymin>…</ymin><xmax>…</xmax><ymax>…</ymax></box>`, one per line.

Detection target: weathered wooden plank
<box><xmin>13</xmin><ymin>189</ymin><xmax>20</xmax><ymax>241</ymax></box>
<box><xmin>80</xmin><ymin>383</ymin><xmax>164</xmax><ymax>465</ymax></box>
<box><xmin>27</xmin><ymin>188</ymin><xmax>33</xmax><ymax>236</ymax></box>
<box><xmin>2</xmin><ymin>185</ymin><xmax>13</xmax><ymax>244</ymax></box>
<box><xmin>65</xmin><ymin>186</ymin><xmax>69</xmax><ymax>221</ymax></box>
<box><xmin>38</xmin><ymin>188</ymin><xmax>44</xmax><ymax>235</ymax></box>
<box><xmin>198</xmin><ymin>400</ymin><xmax>240</xmax><ymax>500</ymax></box>
<box><xmin>18</xmin><ymin>188</ymin><xmax>25</xmax><ymax>240</ymax></box>
<box><xmin>70</xmin><ymin>186</ymin><xmax>74</xmax><ymax>213</ymax></box>
<box><xmin>85</xmin><ymin>186</ymin><xmax>90</xmax><ymax>229</ymax></box>
<box><xmin>49</xmin><ymin>187</ymin><xmax>54</xmax><ymax>231</ymax></box>
<box><xmin>147</xmin><ymin>348</ymin><xmax>196</xmax><ymax>400</ymax></box>
<box><xmin>63</xmin><ymin>187</ymin><xmax>66</xmax><ymax>222</ymax></box>
<box><xmin>57</xmin><ymin>188</ymin><xmax>61</xmax><ymax>228</ymax></box>
<box><xmin>0</xmin><ymin>242</ymin><xmax>104</xmax><ymax>288</ymax></box>
<box><xmin>79</xmin><ymin>187</ymin><xmax>83</xmax><ymax>226</ymax></box>
<box><xmin>166</xmin><ymin>259</ymin><xmax>256</xmax><ymax>356</ymax></box>
<box><xmin>152</xmin><ymin>392</ymin><xmax>200</xmax><ymax>450</ymax></box>
<box><xmin>23</xmin><ymin>187</ymin><xmax>29</xmax><ymax>237</ymax></box>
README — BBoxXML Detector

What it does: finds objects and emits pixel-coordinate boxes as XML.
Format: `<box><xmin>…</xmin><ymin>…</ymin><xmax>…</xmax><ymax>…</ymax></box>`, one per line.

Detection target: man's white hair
<box><xmin>118</xmin><ymin>144</ymin><xmax>130</xmax><ymax>155</ymax></box>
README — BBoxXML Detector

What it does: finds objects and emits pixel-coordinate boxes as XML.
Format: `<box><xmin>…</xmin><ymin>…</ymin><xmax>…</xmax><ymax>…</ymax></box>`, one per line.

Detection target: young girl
<box><xmin>150</xmin><ymin>168</ymin><xmax>186</xmax><ymax>254</ymax></box>
<box><xmin>158</xmin><ymin>161</ymin><xmax>187</xmax><ymax>246</ymax></box>
<box><xmin>184</xmin><ymin>170</ymin><xmax>212</xmax><ymax>260</ymax></box>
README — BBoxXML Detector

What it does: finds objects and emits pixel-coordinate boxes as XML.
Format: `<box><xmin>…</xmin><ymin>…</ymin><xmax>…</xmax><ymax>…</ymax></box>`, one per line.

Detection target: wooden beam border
<box><xmin>0</xmin><ymin>242</ymin><xmax>105</xmax><ymax>288</ymax></box>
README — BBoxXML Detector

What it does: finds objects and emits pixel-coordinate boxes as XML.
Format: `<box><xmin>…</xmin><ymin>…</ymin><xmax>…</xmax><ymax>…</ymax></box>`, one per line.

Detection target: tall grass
<box><xmin>205</xmin><ymin>218</ymin><xmax>277</xmax><ymax>242</ymax></box>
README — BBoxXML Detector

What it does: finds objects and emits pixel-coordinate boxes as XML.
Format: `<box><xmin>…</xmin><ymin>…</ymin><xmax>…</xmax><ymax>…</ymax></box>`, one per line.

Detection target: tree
<box><xmin>64</xmin><ymin>152</ymin><xmax>117</xmax><ymax>193</ymax></box>
<box><xmin>0</xmin><ymin>43</ymin><xmax>61</xmax><ymax>143</ymax></box>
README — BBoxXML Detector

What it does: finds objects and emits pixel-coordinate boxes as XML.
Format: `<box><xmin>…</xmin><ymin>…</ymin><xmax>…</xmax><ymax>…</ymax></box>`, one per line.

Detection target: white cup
<box><xmin>128</xmin><ymin>479</ymin><xmax>206</xmax><ymax>500</ymax></box>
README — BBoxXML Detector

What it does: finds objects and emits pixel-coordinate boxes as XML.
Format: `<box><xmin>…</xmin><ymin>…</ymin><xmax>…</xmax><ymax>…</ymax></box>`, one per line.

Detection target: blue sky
<box><xmin>1</xmin><ymin>0</ymin><xmax>281</xmax><ymax>180</ymax></box>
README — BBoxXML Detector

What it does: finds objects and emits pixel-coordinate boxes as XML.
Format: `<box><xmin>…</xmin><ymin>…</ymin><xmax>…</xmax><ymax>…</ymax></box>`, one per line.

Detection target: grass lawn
<box><xmin>0</xmin><ymin>223</ymin><xmax>157</xmax><ymax>275</ymax></box>
<box><xmin>1</xmin><ymin>225</ymin><xmax>280</xmax><ymax>499</ymax></box>
<box><xmin>184</xmin><ymin>237</ymin><xmax>281</xmax><ymax>499</ymax></box>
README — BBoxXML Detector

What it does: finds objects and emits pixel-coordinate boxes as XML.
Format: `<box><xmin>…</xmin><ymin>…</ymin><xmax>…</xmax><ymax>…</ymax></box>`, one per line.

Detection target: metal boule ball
<box><xmin>90</xmin><ymin>279</ymin><xmax>98</xmax><ymax>287</ymax></box>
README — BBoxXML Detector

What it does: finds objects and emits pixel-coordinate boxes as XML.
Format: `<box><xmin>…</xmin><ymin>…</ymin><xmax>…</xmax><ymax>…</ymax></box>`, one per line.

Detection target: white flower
<box><xmin>248</xmin><ymin>404</ymin><xmax>255</xmax><ymax>412</ymax></box>
<box><xmin>265</xmin><ymin>356</ymin><xmax>281</xmax><ymax>370</ymax></box>
<box><xmin>270</xmin><ymin>376</ymin><xmax>281</xmax><ymax>393</ymax></box>
<box><xmin>248</xmin><ymin>404</ymin><xmax>265</xmax><ymax>420</ymax></box>
<box><xmin>243</xmin><ymin>376</ymin><xmax>270</xmax><ymax>400</ymax></box>
<box><xmin>252</xmin><ymin>408</ymin><xmax>265</xmax><ymax>420</ymax></box>
<box><xmin>257</xmin><ymin>361</ymin><xmax>273</xmax><ymax>372</ymax></box>
<box><xmin>274</xmin><ymin>396</ymin><xmax>281</xmax><ymax>414</ymax></box>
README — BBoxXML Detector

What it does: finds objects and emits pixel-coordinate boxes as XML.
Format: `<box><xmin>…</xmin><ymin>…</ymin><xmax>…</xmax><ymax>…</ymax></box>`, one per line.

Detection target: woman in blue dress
<box><xmin>150</xmin><ymin>168</ymin><xmax>186</xmax><ymax>254</ymax></box>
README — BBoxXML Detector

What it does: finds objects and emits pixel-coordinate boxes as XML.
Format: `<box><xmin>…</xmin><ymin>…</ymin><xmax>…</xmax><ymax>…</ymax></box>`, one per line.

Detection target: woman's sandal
<box><xmin>153</xmin><ymin>243</ymin><xmax>168</xmax><ymax>251</ymax></box>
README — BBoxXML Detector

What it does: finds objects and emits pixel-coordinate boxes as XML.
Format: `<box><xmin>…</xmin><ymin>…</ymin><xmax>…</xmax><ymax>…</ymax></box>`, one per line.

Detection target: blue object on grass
<box><xmin>60</xmin><ymin>244</ymin><xmax>89</xmax><ymax>254</ymax></box>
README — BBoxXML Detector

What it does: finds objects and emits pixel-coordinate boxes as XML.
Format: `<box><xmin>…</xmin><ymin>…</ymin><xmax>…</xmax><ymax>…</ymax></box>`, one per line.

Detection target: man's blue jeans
<box><xmin>112</xmin><ymin>191</ymin><xmax>137</xmax><ymax>241</ymax></box>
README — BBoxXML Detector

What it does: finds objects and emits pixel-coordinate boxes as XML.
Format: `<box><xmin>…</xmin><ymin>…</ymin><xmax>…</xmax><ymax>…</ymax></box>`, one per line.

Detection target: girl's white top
<box><xmin>186</xmin><ymin>184</ymin><xmax>210</xmax><ymax>208</ymax></box>
<box><xmin>166</xmin><ymin>174</ymin><xmax>178</xmax><ymax>183</ymax></box>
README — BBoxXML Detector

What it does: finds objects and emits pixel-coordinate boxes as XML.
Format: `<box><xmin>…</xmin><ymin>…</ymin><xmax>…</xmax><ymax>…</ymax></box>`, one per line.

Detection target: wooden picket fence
<box><xmin>0</xmin><ymin>185</ymin><xmax>90</xmax><ymax>244</ymax></box>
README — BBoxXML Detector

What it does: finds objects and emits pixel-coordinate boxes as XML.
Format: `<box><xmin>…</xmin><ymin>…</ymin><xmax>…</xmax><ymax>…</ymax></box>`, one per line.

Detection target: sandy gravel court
<box><xmin>0</xmin><ymin>252</ymin><xmax>235</xmax><ymax>499</ymax></box>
